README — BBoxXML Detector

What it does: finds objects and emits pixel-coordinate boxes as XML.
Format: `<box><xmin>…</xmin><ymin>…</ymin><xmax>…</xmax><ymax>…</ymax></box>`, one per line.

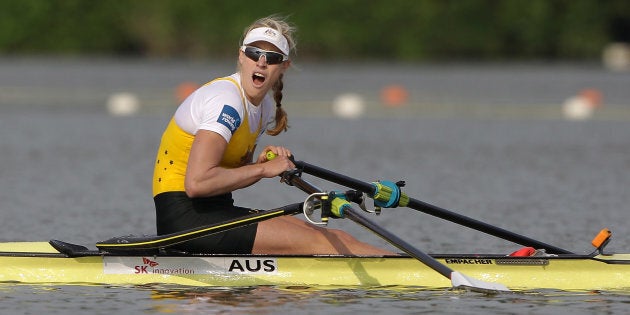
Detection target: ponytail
<box><xmin>266</xmin><ymin>73</ymin><xmax>289</xmax><ymax>136</ymax></box>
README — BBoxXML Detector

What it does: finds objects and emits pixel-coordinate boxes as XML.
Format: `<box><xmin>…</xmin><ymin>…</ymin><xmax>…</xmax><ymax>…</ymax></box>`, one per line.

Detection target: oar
<box><xmin>280</xmin><ymin>170</ymin><xmax>510</xmax><ymax>292</ymax></box>
<box><xmin>96</xmin><ymin>202</ymin><xmax>303</xmax><ymax>251</ymax></box>
<box><xmin>344</xmin><ymin>207</ymin><xmax>509</xmax><ymax>292</ymax></box>
<box><xmin>292</xmin><ymin>159</ymin><xmax>573</xmax><ymax>255</ymax></box>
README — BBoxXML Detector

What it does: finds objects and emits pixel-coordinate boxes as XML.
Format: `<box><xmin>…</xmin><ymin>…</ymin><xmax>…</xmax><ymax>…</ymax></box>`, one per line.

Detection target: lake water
<box><xmin>1</xmin><ymin>58</ymin><xmax>629</xmax><ymax>314</ymax></box>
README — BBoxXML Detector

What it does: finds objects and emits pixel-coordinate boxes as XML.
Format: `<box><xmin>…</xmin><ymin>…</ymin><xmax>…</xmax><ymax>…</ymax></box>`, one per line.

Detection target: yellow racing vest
<box><xmin>152</xmin><ymin>77</ymin><xmax>263</xmax><ymax>197</ymax></box>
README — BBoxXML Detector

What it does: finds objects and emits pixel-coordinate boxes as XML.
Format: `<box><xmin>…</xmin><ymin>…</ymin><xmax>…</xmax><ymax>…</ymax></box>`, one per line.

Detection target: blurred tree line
<box><xmin>0</xmin><ymin>0</ymin><xmax>628</xmax><ymax>61</ymax></box>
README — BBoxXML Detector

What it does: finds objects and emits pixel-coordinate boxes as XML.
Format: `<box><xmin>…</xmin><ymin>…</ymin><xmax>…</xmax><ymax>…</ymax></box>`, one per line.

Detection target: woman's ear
<box><xmin>238</xmin><ymin>49</ymin><xmax>246</xmax><ymax>65</ymax></box>
<box><xmin>282</xmin><ymin>60</ymin><xmax>292</xmax><ymax>71</ymax></box>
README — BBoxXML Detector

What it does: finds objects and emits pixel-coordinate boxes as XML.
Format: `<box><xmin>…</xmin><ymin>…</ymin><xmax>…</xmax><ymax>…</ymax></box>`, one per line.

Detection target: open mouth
<box><xmin>252</xmin><ymin>72</ymin><xmax>266</xmax><ymax>86</ymax></box>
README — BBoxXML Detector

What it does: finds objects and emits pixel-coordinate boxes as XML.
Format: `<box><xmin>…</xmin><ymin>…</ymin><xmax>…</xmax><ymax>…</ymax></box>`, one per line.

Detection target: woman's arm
<box><xmin>184</xmin><ymin>130</ymin><xmax>293</xmax><ymax>198</ymax></box>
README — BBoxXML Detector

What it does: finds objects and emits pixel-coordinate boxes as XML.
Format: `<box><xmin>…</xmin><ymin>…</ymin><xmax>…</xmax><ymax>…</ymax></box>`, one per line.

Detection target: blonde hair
<box><xmin>242</xmin><ymin>15</ymin><xmax>296</xmax><ymax>136</ymax></box>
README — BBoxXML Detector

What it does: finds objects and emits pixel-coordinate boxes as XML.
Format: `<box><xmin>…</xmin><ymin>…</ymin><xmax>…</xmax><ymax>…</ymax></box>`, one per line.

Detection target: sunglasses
<box><xmin>241</xmin><ymin>45</ymin><xmax>288</xmax><ymax>65</ymax></box>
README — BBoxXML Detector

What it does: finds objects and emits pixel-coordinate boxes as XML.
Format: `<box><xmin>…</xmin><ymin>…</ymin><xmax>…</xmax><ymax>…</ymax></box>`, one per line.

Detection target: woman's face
<box><xmin>239</xmin><ymin>41</ymin><xmax>290</xmax><ymax>105</ymax></box>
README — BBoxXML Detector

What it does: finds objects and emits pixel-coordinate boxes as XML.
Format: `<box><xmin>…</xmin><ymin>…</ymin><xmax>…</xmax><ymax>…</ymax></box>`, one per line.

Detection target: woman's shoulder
<box><xmin>194</xmin><ymin>77</ymin><xmax>244</xmax><ymax>106</ymax></box>
<box><xmin>199</xmin><ymin>75</ymin><xmax>241</xmax><ymax>94</ymax></box>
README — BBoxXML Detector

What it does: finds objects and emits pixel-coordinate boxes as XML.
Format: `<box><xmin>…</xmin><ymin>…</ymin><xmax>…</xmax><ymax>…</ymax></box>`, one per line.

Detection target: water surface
<box><xmin>1</xmin><ymin>58</ymin><xmax>629</xmax><ymax>314</ymax></box>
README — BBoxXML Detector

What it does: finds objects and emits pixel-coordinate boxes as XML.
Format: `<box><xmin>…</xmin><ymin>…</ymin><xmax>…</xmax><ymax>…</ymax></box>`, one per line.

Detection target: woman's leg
<box><xmin>252</xmin><ymin>216</ymin><xmax>395</xmax><ymax>255</ymax></box>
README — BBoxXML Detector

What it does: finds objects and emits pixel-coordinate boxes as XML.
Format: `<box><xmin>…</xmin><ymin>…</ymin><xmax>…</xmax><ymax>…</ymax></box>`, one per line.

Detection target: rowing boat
<box><xmin>1</xmin><ymin>240</ymin><xmax>629</xmax><ymax>291</ymax></box>
<box><xmin>3</xmin><ymin>157</ymin><xmax>628</xmax><ymax>292</ymax></box>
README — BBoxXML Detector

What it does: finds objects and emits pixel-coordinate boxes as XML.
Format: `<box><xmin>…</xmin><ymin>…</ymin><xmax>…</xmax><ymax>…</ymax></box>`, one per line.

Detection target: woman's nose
<box><xmin>257</xmin><ymin>54</ymin><xmax>268</xmax><ymax>66</ymax></box>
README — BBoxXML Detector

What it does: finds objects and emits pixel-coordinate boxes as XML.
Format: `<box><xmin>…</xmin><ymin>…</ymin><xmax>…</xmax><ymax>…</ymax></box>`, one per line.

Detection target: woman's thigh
<box><xmin>252</xmin><ymin>216</ymin><xmax>394</xmax><ymax>255</ymax></box>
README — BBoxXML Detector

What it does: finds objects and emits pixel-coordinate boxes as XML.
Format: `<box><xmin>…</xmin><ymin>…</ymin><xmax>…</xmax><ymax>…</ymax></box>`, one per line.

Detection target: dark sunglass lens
<box><xmin>244</xmin><ymin>46</ymin><xmax>285</xmax><ymax>64</ymax></box>
<box><xmin>244</xmin><ymin>47</ymin><xmax>261</xmax><ymax>61</ymax></box>
<box><xmin>265</xmin><ymin>53</ymin><xmax>283</xmax><ymax>64</ymax></box>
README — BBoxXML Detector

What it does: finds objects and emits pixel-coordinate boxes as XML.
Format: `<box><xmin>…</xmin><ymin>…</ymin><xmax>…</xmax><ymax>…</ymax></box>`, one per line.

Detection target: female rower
<box><xmin>152</xmin><ymin>15</ymin><xmax>392</xmax><ymax>255</ymax></box>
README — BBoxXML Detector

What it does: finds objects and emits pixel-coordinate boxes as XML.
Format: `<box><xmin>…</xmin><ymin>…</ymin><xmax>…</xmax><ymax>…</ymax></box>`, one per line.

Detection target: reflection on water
<box><xmin>145</xmin><ymin>285</ymin><xmax>630</xmax><ymax>314</ymax></box>
<box><xmin>1</xmin><ymin>281</ymin><xmax>630</xmax><ymax>314</ymax></box>
<box><xmin>149</xmin><ymin>286</ymin><xmax>317</xmax><ymax>314</ymax></box>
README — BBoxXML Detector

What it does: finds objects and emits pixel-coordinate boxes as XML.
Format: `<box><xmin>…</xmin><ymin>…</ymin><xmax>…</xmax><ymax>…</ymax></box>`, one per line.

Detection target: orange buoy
<box><xmin>579</xmin><ymin>88</ymin><xmax>603</xmax><ymax>108</ymax></box>
<box><xmin>175</xmin><ymin>82</ymin><xmax>200</xmax><ymax>103</ymax></box>
<box><xmin>380</xmin><ymin>85</ymin><xmax>409</xmax><ymax>107</ymax></box>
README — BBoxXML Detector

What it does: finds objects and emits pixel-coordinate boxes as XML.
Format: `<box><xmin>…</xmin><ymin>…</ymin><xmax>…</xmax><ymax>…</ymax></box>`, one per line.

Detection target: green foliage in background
<box><xmin>0</xmin><ymin>0</ymin><xmax>628</xmax><ymax>61</ymax></box>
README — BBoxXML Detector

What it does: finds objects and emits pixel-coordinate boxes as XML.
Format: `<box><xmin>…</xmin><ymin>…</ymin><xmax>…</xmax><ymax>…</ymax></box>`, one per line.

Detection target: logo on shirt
<box><xmin>217</xmin><ymin>105</ymin><xmax>241</xmax><ymax>134</ymax></box>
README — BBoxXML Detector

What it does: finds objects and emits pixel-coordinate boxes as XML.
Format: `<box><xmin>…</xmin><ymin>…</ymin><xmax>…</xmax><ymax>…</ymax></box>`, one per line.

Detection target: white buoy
<box><xmin>106</xmin><ymin>92</ymin><xmax>140</xmax><ymax>116</ymax></box>
<box><xmin>602</xmin><ymin>42</ymin><xmax>630</xmax><ymax>72</ymax></box>
<box><xmin>332</xmin><ymin>93</ymin><xmax>365</xmax><ymax>119</ymax></box>
<box><xmin>563</xmin><ymin>96</ymin><xmax>593</xmax><ymax>120</ymax></box>
<box><xmin>562</xmin><ymin>89</ymin><xmax>602</xmax><ymax>121</ymax></box>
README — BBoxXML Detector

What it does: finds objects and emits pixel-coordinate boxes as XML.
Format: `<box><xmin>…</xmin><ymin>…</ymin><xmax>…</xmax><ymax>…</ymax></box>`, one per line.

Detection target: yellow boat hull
<box><xmin>1</xmin><ymin>242</ymin><xmax>629</xmax><ymax>291</ymax></box>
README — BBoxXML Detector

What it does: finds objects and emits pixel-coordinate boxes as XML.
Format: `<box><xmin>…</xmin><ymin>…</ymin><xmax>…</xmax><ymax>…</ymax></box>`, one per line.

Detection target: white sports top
<box><xmin>173</xmin><ymin>73</ymin><xmax>275</xmax><ymax>142</ymax></box>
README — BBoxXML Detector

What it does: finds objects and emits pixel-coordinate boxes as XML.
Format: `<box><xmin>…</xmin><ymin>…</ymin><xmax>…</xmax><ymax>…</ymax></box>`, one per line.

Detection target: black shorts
<box><xmin>154</xmin><ymin>192</ymin><xmax>258</xmax><ymax>254</ymax></box>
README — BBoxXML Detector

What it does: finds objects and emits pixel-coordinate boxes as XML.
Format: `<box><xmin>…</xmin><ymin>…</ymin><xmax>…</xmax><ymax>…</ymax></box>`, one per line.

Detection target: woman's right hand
<box><xmin>258</xmin><ymin>146</ymin><xmax>294</xmax><ymax>178</ymax></box>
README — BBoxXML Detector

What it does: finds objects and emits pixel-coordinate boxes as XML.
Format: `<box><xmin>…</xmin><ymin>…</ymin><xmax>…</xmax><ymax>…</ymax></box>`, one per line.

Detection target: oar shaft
<box><xmin>344</xmin><ymin>207</ymin><xmax>453</xmax><ymax>278</ymax></box>
<box><xmin>283</xmin><ymin>172</ymin><xmax>454</xmax><ymax>279</ymax></box>
<box><xmin>282</xmin><ymin>170</ymin><xmax>510</xmax><ymax>291</ymax></box>
<box><xmin>294</xmin><ymin>160</ymin><xmax>376</xmax><ymax>194</ymax></box>
<box><xmin>293</xmin><ymin>160</ymin><xmax>572</xmax><ymax>254</ymax></box>
<box><xmin>407</xmin><ymin>198</ymin><xmax>572</xmax><ymax>254</ymax></box>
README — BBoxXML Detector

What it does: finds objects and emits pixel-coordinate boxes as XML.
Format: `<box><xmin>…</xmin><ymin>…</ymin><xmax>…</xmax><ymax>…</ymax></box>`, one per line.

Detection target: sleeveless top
<box><xmin>152</xmin><ymin>76</ymin><xmax>265</xmax><ymax>197</ymax></box>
